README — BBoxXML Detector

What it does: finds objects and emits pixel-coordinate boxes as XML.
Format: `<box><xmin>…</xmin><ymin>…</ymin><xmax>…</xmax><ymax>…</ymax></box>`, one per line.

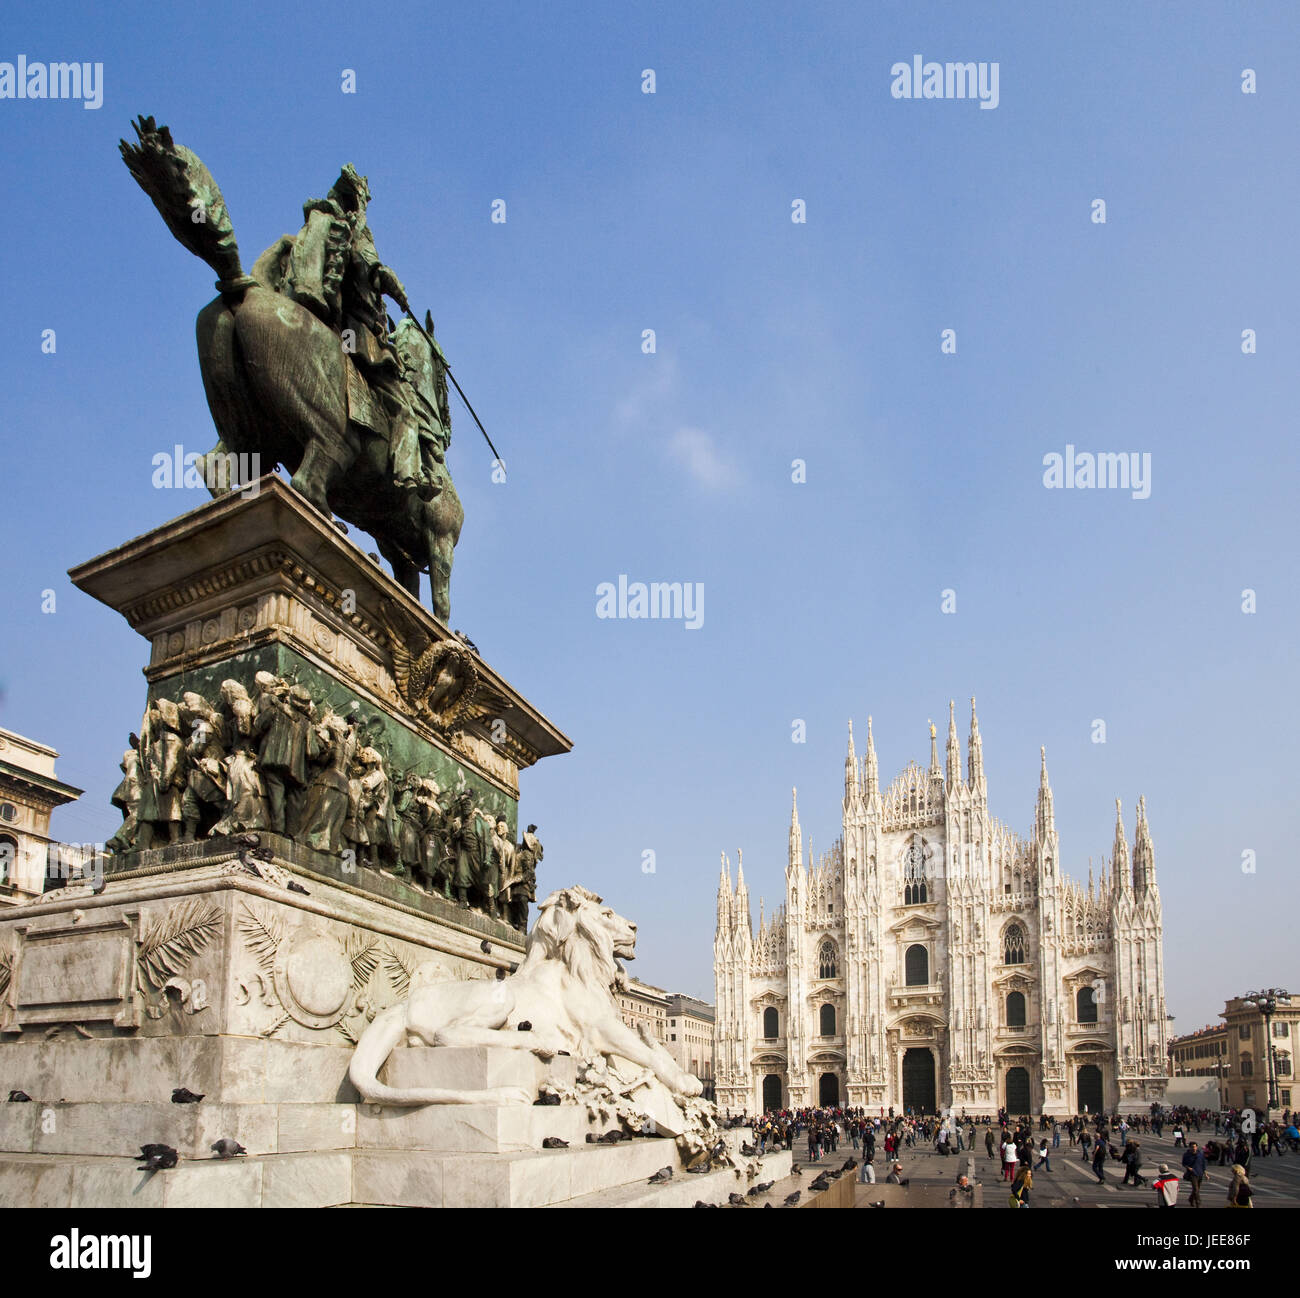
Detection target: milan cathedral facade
<box><xmin>713</xmin><ymin>703</ymin><xmax>1169</xmax><ymax>1118</ymax></box>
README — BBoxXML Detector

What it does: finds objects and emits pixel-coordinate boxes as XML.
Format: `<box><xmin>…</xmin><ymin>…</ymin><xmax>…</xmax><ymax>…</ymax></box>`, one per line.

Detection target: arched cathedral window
<box><xmin>1003</xmin><ymin>923</ymin><xmax>1027</xmax><ymax>965</ymax></box>
<box><xmin>819</xmin><ymin>1003</ymin><xmax>836</xmax><ymax>1036</ymax></box>
<box><xmin>762</xmin><ymin>1007</ymin><xmax>779</xmax><ymax>1039</ymax></box>
<box><xmin>818</xmin><ymin>939</ymin><xmax>838</xmax><ymax>980</ymax></box>
<box><xmin>902</xmin><ymin>839</ymin><xmax>928</xmax><ymax>905</ymax></box>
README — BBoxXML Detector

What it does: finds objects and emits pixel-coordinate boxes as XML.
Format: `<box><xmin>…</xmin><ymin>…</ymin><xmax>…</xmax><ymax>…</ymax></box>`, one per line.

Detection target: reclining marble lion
<box><xmin>348</xmin><ymin>885</ymin><xmax>704</xmax><ymax>1112</ymax></box>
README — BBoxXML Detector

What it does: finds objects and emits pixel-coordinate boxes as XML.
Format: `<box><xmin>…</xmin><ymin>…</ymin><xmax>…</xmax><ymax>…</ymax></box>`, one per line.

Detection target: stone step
<box><xmin>550</xmin><ymin>1149</ymin><xmax>794</xmax><ymax>1209</ymax></box>
<box><xmin>352</xmin><ymin>1133</ymin><xmax>682</xmax><ymax>1208</ymax></box>
<box><xmin>0</xmin><ymin>1036</ymin><xmax>358</xmax><ymax>1105</ymax></box>
<box><xmin>357</xmin><ymin>1099</ymin><xmax>598</xmax><ymax>1153</ymax></box>
<box><xmin>0</xmin><ymin>1099</ymin><xmax>359</xmax><ymax>1160</ymax></box>
<box><xmin>0</xmin><ymin>1149</ymin><xmax>352</xmax><ymax>1209</ymax></box>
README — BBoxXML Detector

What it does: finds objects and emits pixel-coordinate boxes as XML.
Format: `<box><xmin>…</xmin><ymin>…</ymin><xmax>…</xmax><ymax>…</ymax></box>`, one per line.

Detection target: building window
<box><xmin>1274</xmin><ymin>1022</ymin><xmax>1289</xmax><ymax>1038</ymax></box>
<box><xmin>819</xmin><ymin>1003</ymin><xmax>836</xmax><ymax>1036</ymax></box>
<box><xmin>905</xmin><ymin>944</ymin><xmax>929</xmax><ymax>987</ymax></box>
<box><xmin>818</xmin><ymin>939</ymin><xmax>838</xmax><ymax>980</ymax></box>
<box><xmin>1240</xmin><ymin>1053</ymin><xmax>1253</xmax><ymax>1077</ymax></box>
<box><xmin>1076</xmin><ymin>985</ymin><xmax>1098</xmax><ymax>1025</ymax></box>
<box><xmin>762</xmin><ymin>1007</ymin><xmax>779</xmax><ymax>1039</ymax></box>
<box><xmin>1239</xmin><ymin>1024</ymin><xmax>1252</xmax><ymax>1040</ymax></box>
<box><xmin>902</xmin><ymin>839</ymin><xmax>929</xmax><ymax>905</ymax></box>
<box><xmin>1283</xmin><ymin>1089</ymin><xmax>1292</xmax><ymax>1106</ymax></box>
<box><xmin>1276</xmin><ymin>1052</ymin><xmax>1291</xmax><ymax>1077</ymax></box>
<box><xmin>1003</xmin><ymin>923</ymin><xmax>1027</xmax><ymax>966</ymax></box>
<box><xmin>1006</xmin><ymin>991</ymin><xmax>1026</xmax><ymax>1028</ymax></box>
<box><xmin>0</xmin><ymin>802</ymin><xmax>17</xmax><ymax>823</ymax></box>
<box><xmin>0</xmin><ymin>833</ymin><xmax>18</xmax><ymax>886</ymax></box>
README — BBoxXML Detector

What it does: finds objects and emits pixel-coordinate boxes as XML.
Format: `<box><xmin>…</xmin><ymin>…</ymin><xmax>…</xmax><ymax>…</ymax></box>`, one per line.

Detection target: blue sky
<box><xmin>1</xmin><ymin>2</ymin><xmax>1297</xmax><ymax>1032</ymax></box>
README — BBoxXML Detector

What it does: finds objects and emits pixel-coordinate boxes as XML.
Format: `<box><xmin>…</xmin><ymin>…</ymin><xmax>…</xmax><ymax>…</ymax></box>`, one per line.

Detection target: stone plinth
<box><xmin>68</xmin><ymin>473</ymin><xmax>570</xmax><ymax>858</ymax></box>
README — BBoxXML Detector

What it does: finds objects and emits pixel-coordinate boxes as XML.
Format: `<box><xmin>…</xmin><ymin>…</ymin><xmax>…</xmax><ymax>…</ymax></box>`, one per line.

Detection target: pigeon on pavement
<box><xmin>211</xmin><ymin>1139</ymin><xmax>246</xmax><ymax>1159</ymax></box>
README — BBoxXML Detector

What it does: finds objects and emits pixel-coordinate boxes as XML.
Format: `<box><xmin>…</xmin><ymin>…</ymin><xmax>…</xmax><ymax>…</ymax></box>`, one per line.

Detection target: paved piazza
<box><xmin>837</xmin><ymin>1134</ymin><xmax>1300</xmax><ymax>1208</ymax></box>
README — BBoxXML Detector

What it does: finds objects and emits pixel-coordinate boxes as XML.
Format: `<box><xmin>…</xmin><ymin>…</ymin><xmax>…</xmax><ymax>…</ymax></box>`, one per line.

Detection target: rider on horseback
<box><xmin>286</xmin><ymin>164</ymin><xmax>441</xmax><ymax>504</ymax></box>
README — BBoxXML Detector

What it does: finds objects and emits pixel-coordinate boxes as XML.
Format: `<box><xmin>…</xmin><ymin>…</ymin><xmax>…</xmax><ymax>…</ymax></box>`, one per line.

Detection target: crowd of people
<box><xmin>732</xmin><ymin>1101</ymin><xmax>1297</xmax><ymax>1208</ymax></box>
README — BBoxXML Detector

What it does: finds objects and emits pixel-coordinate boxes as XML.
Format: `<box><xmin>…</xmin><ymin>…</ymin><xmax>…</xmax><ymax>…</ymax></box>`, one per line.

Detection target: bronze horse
<box><xmin>120</xmin><ymin>116</ymin><xmax>462</xmax><ymax>621</ymax></box>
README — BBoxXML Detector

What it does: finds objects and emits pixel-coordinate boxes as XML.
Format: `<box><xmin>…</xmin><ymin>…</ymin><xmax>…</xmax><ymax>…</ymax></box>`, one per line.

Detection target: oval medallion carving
<box><xmin>274</xmin><ymin>934</ymin><xmax>352</xmax><ymax>1028</ymax></box>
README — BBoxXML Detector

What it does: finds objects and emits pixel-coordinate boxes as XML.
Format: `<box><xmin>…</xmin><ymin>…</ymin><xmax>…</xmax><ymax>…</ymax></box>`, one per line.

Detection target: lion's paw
<box><xmin>678</xmin><ymin>1075</ymin><xmax>705</xmax><ymax>1098</ymax></box>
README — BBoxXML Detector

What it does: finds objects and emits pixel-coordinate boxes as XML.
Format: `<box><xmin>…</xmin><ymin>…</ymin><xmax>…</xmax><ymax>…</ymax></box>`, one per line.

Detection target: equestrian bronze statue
<box><xmin>120</xmin><ymin>115</ymin><xmax>463</xmax><ymax>622</ymax></box>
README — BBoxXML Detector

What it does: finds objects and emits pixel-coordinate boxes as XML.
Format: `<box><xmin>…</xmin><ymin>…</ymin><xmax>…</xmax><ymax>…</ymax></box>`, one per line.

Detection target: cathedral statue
<box><xmin>119</xmin><ymin>116</ymin><xmax>463</xmax><ymax>622</ymax></box>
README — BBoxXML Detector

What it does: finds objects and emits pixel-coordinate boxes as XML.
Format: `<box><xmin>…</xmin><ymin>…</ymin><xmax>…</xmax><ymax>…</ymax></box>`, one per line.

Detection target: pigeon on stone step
<box><xmin>171</xmin><ymin>1087</ymin><xmax>204</xmax><ymax>1104</ymax></box>
<box><xmin>517</xmin><ymin>1021</ymin><xmax>532</xmax><ymax>1031</ymax></box>
<box><xmin>841</xmin><ymin>1158</ymin><xmax>858</xmax><ymax>1171</ymax></box>
<box><xmin>647</xmin><ymin>1166</ymin><xmax>673</xmax><ymax>1184</ymax></box>
<box><xmin>747</xmin><ymin>1180</ymin><xmax>774</xmax><ymax>1196</ymax></box>
<box><xmin>685</xmin><ymin>1161</ymin><xmax>710</xmax><ymax>1173</ymax></box>
<box><xmin>791</xmin><ymin>1165</ymin><xmax>802</xmax><ymax>1175</ymax></box>
<box><xmin>692</xmin><ymin>1200</ymin><xmax>716</xmax><ymax>1208</ymax></box>
<box><xmin>480</xmin><ymin>939</ymin><xmax>492</xmax><ymax>953</ymax></box>
<box><xmin>137</xmin><ymin>1144</ymin><xmax>179</xmax><ymax>1171</ymax></box>
<box><xmin>810</xmin><ymin>1176</ymin><xmax>830</xmax><ymax>1193</ymax></box>
<box><xmin>598</xmin><ymin>1129</ymin><xmax>627</xmax><ymax>1143</ymax></box>
<box><xmin>728</xmin><ymin>1192</ymin><xmax>747</xmax><ymax>1207</ymax></box>
<box><xmin>286</xmin><ymin>879</ymin><xmax>310</xmax><ymax>895</ymax></box>
<box><xmin>783</xmin><ymin>1190</ymin><xmax>801</xmax><ymax>1206</ymax></box>
<box><xmin>740</xmin><ymin>1141</ymin><xmax>758</xmax><ymax>1156</ymax></box>
<box><xmin>870</xmin><ymin>1199</ymin><xmax>886</xmax><ymax>1208</ymax></box>
<box><xmin>8</xmin><ymin>1090</ymin><xmax>32</xmax><ymax>1102</ymax></box>
<box><xmin>211</xmin><ymin>1139</ymin><xmax>246</xmax><ymax>1159</ymax></box>
<box><xmin>764</xmin><ymin>1201</ymin><xmax>773</xmax><ymax>1207</ymax></box>
<box><xmin>534</xmin><ymin>1091</ymin><xmax>561</xmax><ymax>1106</ymax></box>
<box><xmin>542</xmin><ymin>1137</ymin><xmax>568</xmax><ymax>1149</ymax></box>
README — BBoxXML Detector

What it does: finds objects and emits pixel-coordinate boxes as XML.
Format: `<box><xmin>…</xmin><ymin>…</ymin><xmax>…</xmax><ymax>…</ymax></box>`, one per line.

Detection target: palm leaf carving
<box><xmin>345</xmin><ymin>932</ymin><xmax>381</xmax><ymax>992</ymax></box>
<box><xmin>137</xmin><ymin>899</ymin><xmax>222</xmax><ymax>990</ymax></box>
<box><xmin>335</xmin><ymin>1018</ymin><xmax>359</xmax><ymax>1045</ymax></box>
<box><xmin>237</xmin><ymin>900</ymin><xmax>283</xmax><ymax>976</ymax></box>
<box><xmin>261</xmin><ymin>1012</ymin><xmax>290</xmax><ymax>1038</ymax></box>
<box><xmin>0</xmin><ymin>948</ymin><xmax>13</xmax><ymax>1001</ymax></box>
<box><xmin>381</xmin><ymin>944</ymin><xmax>414</xmax><ymax>998</ymax></box>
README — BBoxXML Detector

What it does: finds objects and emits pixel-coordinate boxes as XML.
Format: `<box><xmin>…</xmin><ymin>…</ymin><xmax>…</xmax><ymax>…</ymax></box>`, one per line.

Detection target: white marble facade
<box><xmin>713</xmin><ymin>703</ymin><xmax>1168</xmax><ymax>1118</ymax></box>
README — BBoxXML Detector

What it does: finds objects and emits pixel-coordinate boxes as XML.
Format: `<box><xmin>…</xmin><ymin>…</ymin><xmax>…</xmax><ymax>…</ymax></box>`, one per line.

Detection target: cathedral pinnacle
<box><xmin>845</xmin><ymin>719</ymin><xmax>860</xmax><ymax>800</ymax></box>
<box><xmin>789</xmin><ymin>786</ymin><xmax>803</xmax><ymax>869</ymax></box>
<box><xmin>968</xmin><ymin>697</ymin><xmax>985</xmax><ymax>789</ymax></box>
<box><xmin>1112</xmin><ymin>799</ymin><xmax>1131</xmax><ymax>891</ymax></box>
<box><xmin>946</xmin><ymin>700</ymin><xmax>961</xmax><ymax>788</ymax></box>
<box><xmin>1036</xmin><ymin>746</ymin><xmax>1056</xmax><ymax>838</ymax></box>
<box><xmin>928</xmin><ymin>719</ymin><xmax>940</xmax><ymax>776</ymax></box>
<box><xmin>864</xmin><ymin>715</ymin><xmax>880</xmax><ymax>800</ymax></box>
<box><xmin>1133</xmin><ymin>795</ymin><xmax>1156</xmax><ymax>895</ymax></box>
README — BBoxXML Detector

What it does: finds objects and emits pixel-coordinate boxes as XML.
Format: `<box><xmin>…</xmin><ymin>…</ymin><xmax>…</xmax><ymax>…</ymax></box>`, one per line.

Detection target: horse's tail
<box><xmin>120</xmin><ymin>114</ymin><xmax>247</xmax><ymax>288</ymax></box>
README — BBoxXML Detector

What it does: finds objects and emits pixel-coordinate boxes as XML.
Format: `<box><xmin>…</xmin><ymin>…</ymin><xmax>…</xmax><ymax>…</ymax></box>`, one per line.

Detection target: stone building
<box><xmin>666</xmin><ymin>993</ymin><xmax>716</xmax><ymax>1097</ymax></box>
<box><xmin>1170</xmin><ymin>997</ymin><xmax>1297</xmax><ymax>1112</ymax></box>
<box><xmin>617</xmin><ymin>975</ymin><xmax>669</xmax><ymax>1045</ymax></box>
<box><xmin>713</xmin><ymin>704</ymin><xmax>1169</xmax><ymax>1118</ymax></box>
<box><xmin>0</xmin><ymin>727</ymin><xmax>82</xmax><ymax>904</ymax></box>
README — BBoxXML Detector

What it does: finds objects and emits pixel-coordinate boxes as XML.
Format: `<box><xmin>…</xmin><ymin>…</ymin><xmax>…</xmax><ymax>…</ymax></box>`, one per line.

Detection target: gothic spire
<box><xmin>864</xmin><ymin>715</ymin><xmax>880</xmax><ymax>800</ymax></box>
<box><xmin>946</xmin><ymin>700</ymin><xmax>961</xmax><ymax>788</ymax></box>
<box><xmin>968</xmin><ymin>697</ymin><xmax>985</xmax><ymax>789</ymax></box>
<box><xmin>1112</xmin><ymin>798</ymin><xmax>1131</xmax><ymax>892</ymax></box>
<box><xmin>735</xmin><ymin>848</ymin><xmax>747</xmax><ymax>895</ymax></box>
<box><xmin>1035</xmin><ymin>746</ymin><xmax>1056</xmax><ymax>839</ymax></box>
<box><xmin>1133</xmin><ymin>795</ymin><xmax>1156</xmax><ymax>895</ymax></box>
<box><xmin>928</xmin><ymin>718</ymin><xmax>941</xmax><ymax>778</ymax></box>
<box><xmin>788</xmin><ymin>787</ymin><xmax>802</xmax><ymax>870</ymax></box>
<box><xmin>845</xmin><ymin>719</ymin><xmax>860</xmax><ymax>802</ymax></box>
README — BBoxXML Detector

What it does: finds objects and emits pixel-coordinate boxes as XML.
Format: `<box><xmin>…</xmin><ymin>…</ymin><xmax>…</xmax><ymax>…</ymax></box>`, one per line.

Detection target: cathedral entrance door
<box><xmin>1005</xmin><ymin>1065</ymin><xmax>1031</xmax><ymax>1116</ymax></box>
<box><xmin>901</xmin><ymin>1048</ymin><xmax>935</xmax><ymax>1113</ymax></box>
<box><xmin>763</xmin><ymin>1074</ymin><xmax>783</xmax><ymax>1111</ymax></box>
<box><xmin>818</xmin><ymin>1073</ymin><xmax>839</xmax><ymax>1107</ymax></box>
<box><xmin>1076</xmin><ymin>1063</ymin><xmax>1103</xmax><ymax>1114</ymax></box>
